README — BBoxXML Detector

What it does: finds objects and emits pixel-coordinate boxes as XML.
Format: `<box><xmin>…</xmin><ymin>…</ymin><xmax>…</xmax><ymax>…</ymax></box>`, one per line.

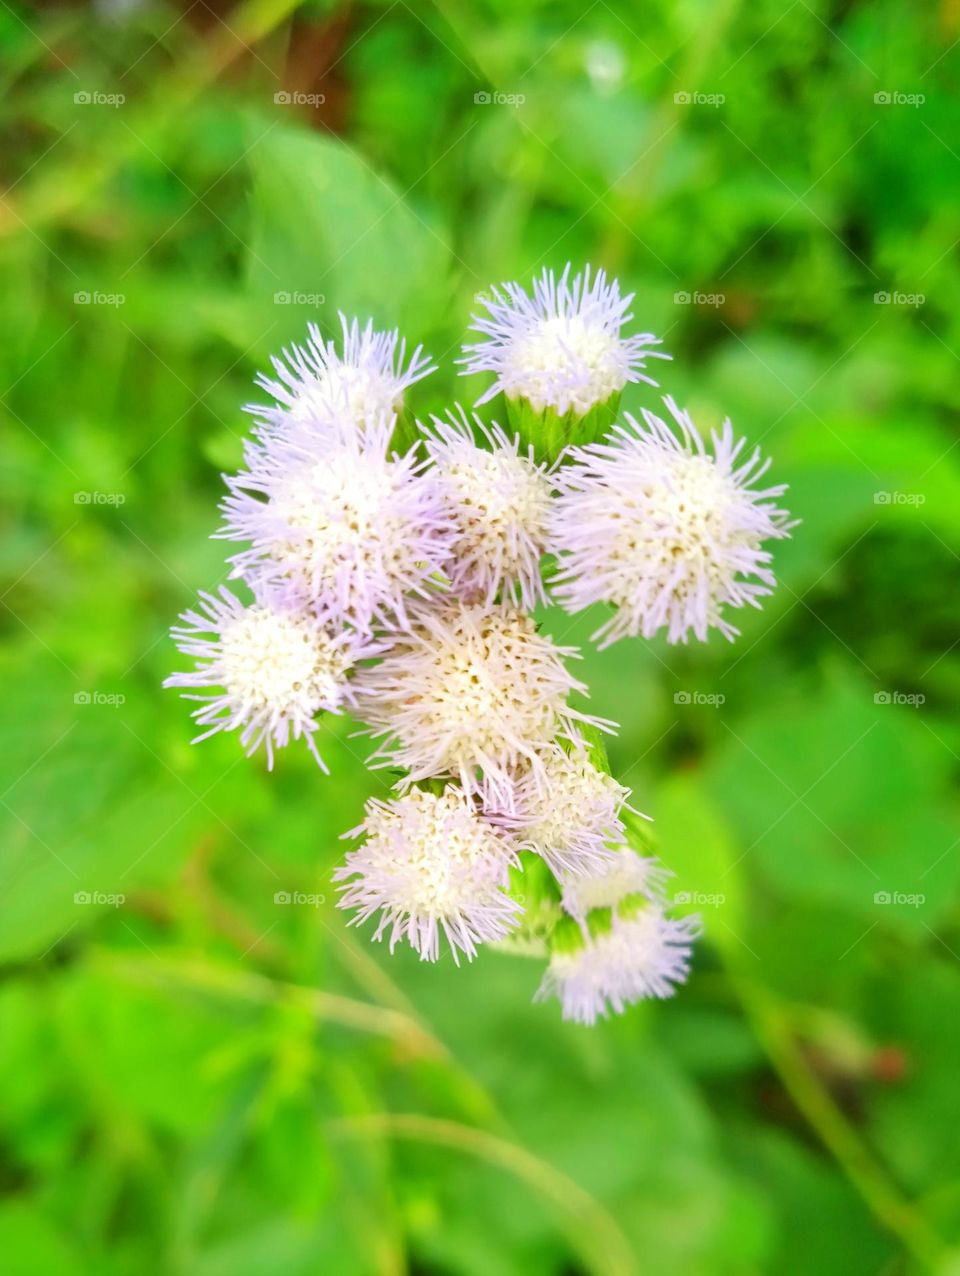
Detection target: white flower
<box><xmin>356</xmin><ymin>601</ymin><xmax>611</xmax><ymax>805</ymax></box>
<box><xmin>219</xmin><ymin>417</ymin><xmax>452</xmax><ymax>633</ymax></box>
<box><xmin>560</xmin><ymin>847</ymin><xmax>669</xmax><ymax>918</ymax></box>
<box><xmin>550</xmin><ymin>396</ymin><xmax>794</xmax><ymax>645</ymax></box>
<box><xmin>164</xmin><ymin>585</ymin><xmax>377</xmax><ymax>770</ymax></box>
<box><xmin>423</xmin><ymin>406</ymin><xmax>553</xmax><ymax>608</ymax></box>
<box><xmin>537</xmin><ymin>908</ymin><xmax>699</xmax><ymax>1024</ymax></box>
<box><xmin>335</xmin><ymin>786</ymin><xmax>521</xmax><ymax>962</ymax></box>
<box><xmin>484</xmin><ymin>745</ymin><xmax>638</xmax><ymax>875</ymax></box>
<box><xmin>460</xmin><ymin>264</ymin><xmax>667</xmax><ymax>416</ymax></box>
<box><xmin>248</xmin><ymin>313</ymin><xmax>435</xmax><ymax>435</ymax></box>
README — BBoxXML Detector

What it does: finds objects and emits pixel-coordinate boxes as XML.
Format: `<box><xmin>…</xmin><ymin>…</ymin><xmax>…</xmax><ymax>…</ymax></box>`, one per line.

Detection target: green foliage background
<box><xmin>2</xmin><ymin>0</ymin><xmax>959</xmax><ymax>1272</ymax></box>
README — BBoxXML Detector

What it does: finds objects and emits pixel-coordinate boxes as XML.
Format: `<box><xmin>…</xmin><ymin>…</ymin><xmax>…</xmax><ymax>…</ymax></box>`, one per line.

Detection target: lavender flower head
<box><xmin>248</xmin><ymin>312</ymin><xmax>435</xmax><ymax>436</ymax></box>
<box><xmin>550</xmin><ymin>395</ymin><xmax>794</xmax><ymax>645</ymax></box>
<box><xmin>560</xmin><ymin>846</ymin><xmax>670</xmax><ymax>919</ymax></box>
<box><xmin>219</xmin><ymin>415</ymin><xmax>452</xmax><ymax>633</ymax></box>
<box><xmin>164</xmin><ymin>584</ymin><xmax>379</xmax><ymax>770</ymax></box>
<box><xmin>484</xmin><ymin>744</ymin><xmax>639</xmax><ymax>876</ymax></box>
<box><xmin>460</xmin><ymin>264</ymin><xmax>667</xmax><ymax>417</ymax></box>
<box><xmin>356</xmin><ymin>601</ymin><xmax>611</xmax><ymax>807</ymax></box>
<box><xmin>537</xmin><ymin>908</ymin><xmax>700</xmax><ymax>1024</ymax></box>
<box><xmin>335</xmin><ymin>786</ymin><xmax>521</xmax><ymax>963</ymax></box>
<box><xmin>423</xmin><ymin>406</ymin><xmax>553</xmax><ymax>609</ymax></box>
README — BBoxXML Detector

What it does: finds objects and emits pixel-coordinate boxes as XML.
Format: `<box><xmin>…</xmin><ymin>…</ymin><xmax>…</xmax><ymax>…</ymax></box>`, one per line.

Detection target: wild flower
<box><xmin>167</xmin><ymin>283</ymin><xmax>792</xmax><ymax>1020</ymax></box>
<box><xmin>550</xmin><ymin>395</ymin><xmax>794</xmax><ymax>644</ymax></box>
<box><xmin>335</xmin><ymin>786</ymin><xmax>521</xmax><ymax>962</ymax></box>
<box><xmin>460</xmin><ymin>264</ymin><xmax>667</xmax><ymax>417</ymax></box>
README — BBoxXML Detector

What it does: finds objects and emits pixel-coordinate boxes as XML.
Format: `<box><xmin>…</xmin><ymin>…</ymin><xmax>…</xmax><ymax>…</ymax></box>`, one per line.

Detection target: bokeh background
<box><xmin>3</xmin><ymin>0</ymin><xmax>960</xmax><ymax>1272</ymax></box>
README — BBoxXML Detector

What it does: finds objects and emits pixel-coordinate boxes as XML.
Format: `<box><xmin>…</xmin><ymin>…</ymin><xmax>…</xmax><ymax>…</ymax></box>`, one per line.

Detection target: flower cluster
<box><xmin>167</xmin><ymin>266</ymin><xmax>792</xmax><ymax>1025</ymax></box>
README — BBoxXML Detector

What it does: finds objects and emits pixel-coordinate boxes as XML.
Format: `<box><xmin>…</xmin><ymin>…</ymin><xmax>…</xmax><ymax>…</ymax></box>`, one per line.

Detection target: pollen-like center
<box><xmin>606</xmin><ymin>453</ymin><xmax>740</xmax><ymax>604</ymax></box>
<box><xmin>520</xmin><ymin>750</ymin><xmax>623</xmax><ymax>845</ymax></box>
<box><xmin>291</xmin><ymin>364</ymin><xmax>402</xmax><ymax>428</ymax></box>
<box><xmin>363</xmin><ymin>790</ymin><xmax>507</xmax><ymax>917</ymax></box>
<box><xmin>219</xmin><ymin>608</ymin><xmax>348</xmax><ymax>715</ymax></box>
<box><xmin>270</xmin><ymin>453</ymin><xmax>408</xmax><ymax>579</ymax></box>
<box><xmin>442</xmin><ymin>451</ymin><xmax>550</xmax><ymax>558</ymax></box>
<box><xmin>503</xmin><ymin>315</ymin><xmax>628</xmax><ymax>413</ymax></box>
<box><xmin>416</xmin><ymin>611</ymin><xmax>562</xmax><ymax>757</ymax></box>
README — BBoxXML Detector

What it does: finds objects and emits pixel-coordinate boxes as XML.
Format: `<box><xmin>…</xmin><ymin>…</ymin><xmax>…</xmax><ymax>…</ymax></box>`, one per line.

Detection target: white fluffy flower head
<box><xmin>248</xmin><ymin>313</ymin><xmax>435</xmax><ymax>435</ymax></box>
<box><xmin>560</xmin><ymin>847</ymin><xmax>669</xmax><ymax>918</ymax></box>
<box><xmin>424</xmin><ymin>407</ymin><xmax>553</xmax><ymax>608</ymax></box>
<box><xmin>220</xmin><ymin>418</ymin><xmax>452</xmax><ymax>632</ymax></box>
<box><xmin>485</xmin><ymin>745</ymin><xmax>636</xmax><ymax>875</ymax></box>
<box><xmin>550</xmin><ymin>395</ymin><xmax>794</xmax><ymax>645</ymax></box>
<box><xmin>164</xmin><ymin>586</ymin><xmax>375</xmax><ymax>769</ymax></box>
<box><xmin>357</xmin><ymin>602</ymin><xmax>608</xmax><ymax>804</ymax></box>
<box><xmin>335</xmin><ymin>786</ymin><xmax>520</xmax><ymax>962</ymax></box>
<box><xmin>460</xmin><ymin>264</ymin><xmax>667</xmax><ymax>416</ymax></box>
<box><xmin>538</xmin><ymin>908</ymin><xmax>698</xmax><ymax>1024</ymax></box>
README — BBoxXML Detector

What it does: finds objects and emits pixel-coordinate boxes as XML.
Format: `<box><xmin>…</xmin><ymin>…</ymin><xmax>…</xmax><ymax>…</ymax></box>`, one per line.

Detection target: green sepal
<box><xmin>549</xmin><ymin>914</ymin><xmax>588</xmax><ymax>956</ymax></box>
<box><xmin>504</xmin><ymin>391</ymin><xmax>622</xmax><ymax>465</ymax></box>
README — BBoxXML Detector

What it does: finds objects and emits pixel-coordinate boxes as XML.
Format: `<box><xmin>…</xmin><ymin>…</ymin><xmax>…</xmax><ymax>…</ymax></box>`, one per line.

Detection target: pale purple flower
<box><xmin>164</xmin><ymin>585</ymin><xmax>379</xmax><ymax>770</ymax></box>
<box><xmin>537</xmin><ymin>909</ymin><xmax>699</xmax><ymax>1024</ymax></box>
<box><xmin>355</xmin><ymin>601</ymin><xmax>613</xmax><ymax>807</ymax></box>
<box><xmin>460</xmin><ymin>264</ymin><xmax>668</xmax><ymax>416</ymax></box>
<box><xmin>484</xmin><ymin>745</ymin><xmax>639</xmax><ymax>876</ymax></box>
<box><xmin>218</xmin><ymin>416</ymin><xmax>453</xmax><ymax>633</ymax></box>
<box><xmin>560</xmin><ymin>847</ymin><xmax>669</xmax><ymax>919</ymax></box>
<box><xmin>247</xmin><ymin>312</ymin><xmax>435</xmax><ymax>436</ymax></box>
<box><xmin>423</xmin><ymin>406</ymin><xmax>553</xmax><ymax>608</ymax></box>
<box><xmin>335</xmin><ymin>786</ymin><xmax>521</xmax><ymax>963</ymax></box>
<box><xmin>550</xmin><ymin>396</ymin><xmax>794</xmax><ymax>645</ymax></box>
